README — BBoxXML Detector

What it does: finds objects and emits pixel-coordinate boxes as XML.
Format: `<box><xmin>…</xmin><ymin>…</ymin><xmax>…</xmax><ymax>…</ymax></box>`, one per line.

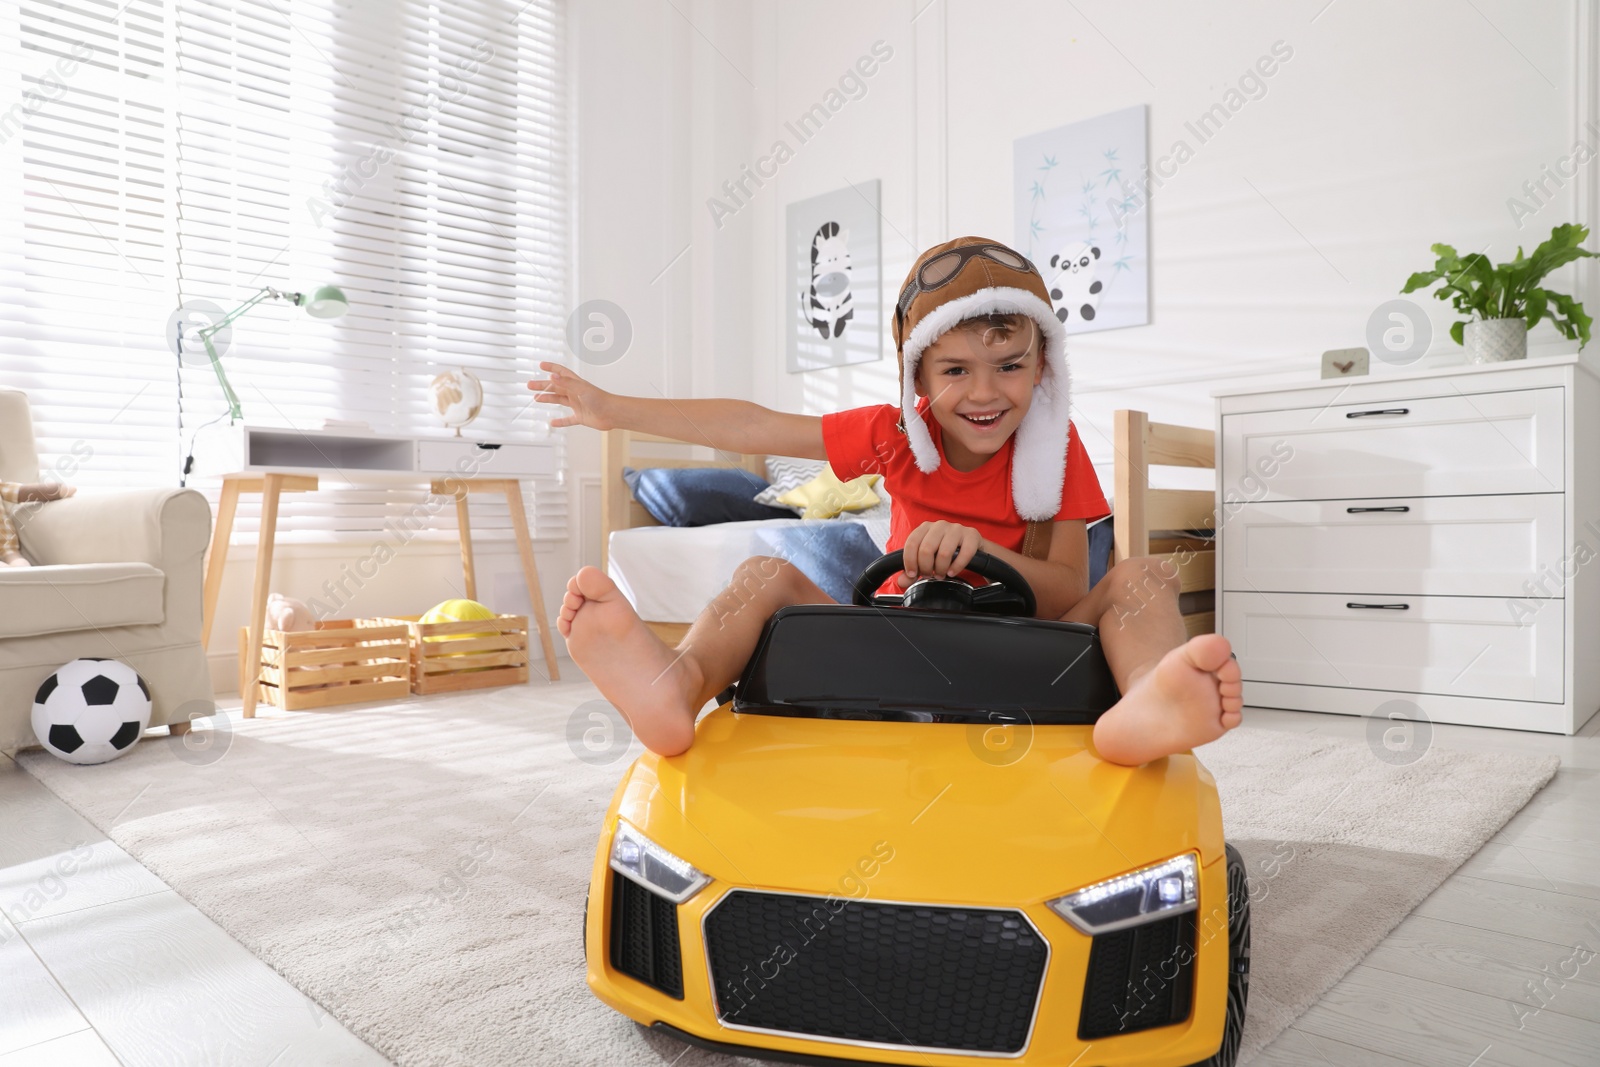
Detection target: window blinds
<box><xmin>0</xmin><ymin>0</ymin><xmax>569</xmax><ymax>542</ymax></box>
<box><xmin>0</xmin><ymin>0</ymin><xmax>178</xmax><ymax>488</ymax></box>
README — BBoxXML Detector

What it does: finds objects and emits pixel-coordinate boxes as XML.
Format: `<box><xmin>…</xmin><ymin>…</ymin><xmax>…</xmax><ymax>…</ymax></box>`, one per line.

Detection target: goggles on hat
<box><xmin>895</xmin><ymin>242</ymin><xmax>1040</xmax><ymax>322</ymax></box>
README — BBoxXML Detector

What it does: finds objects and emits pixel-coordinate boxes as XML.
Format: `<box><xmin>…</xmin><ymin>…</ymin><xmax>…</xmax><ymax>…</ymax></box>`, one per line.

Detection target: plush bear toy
<box><xmin>0</xmin><ymin>483</ymin><xmax>76</xmax><ymax>567</ymax></box>
<box><xmin>264</xmin><ymin>593</ymin><xmax>338</xmax><ymax>691</ymax></box>
<box><xmin>266</xmin><ymin>593</ymin><xmax>316</xmax><ymax>633</ymax></box>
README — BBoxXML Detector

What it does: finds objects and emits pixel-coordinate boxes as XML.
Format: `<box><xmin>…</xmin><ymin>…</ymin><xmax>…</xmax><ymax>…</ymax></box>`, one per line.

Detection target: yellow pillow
<box><xmin>777</xmin><ymin>468</ymin><xmax>881</xmax><ymax>519</ymax></box>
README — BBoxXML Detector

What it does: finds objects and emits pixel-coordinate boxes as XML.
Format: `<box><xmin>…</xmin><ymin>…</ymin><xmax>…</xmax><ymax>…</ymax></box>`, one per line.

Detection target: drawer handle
<box><xmin>475</xmin><ymin>443</ymin><xmax>502</xmax><ymax>450</ymax></box>
<box><xmin>1345</xmin><ymin>407</ymin><xmax>1410</xmax><ymax>418</ymax></box>
<box><xmin>1346</xmin><ymin>505</ymin><xmax>1410</xmax><ymax>513</ymax></box>
<box><xmin>1347</xmin><ymin>602</ymin><xmax>1410</xmax><ymax>610</ymax></box>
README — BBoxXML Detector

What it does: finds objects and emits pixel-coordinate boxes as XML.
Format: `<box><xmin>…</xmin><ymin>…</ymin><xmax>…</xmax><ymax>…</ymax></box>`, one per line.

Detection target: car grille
<box><xmin>1078</xmin><ymin>911</ymin><xmax>1196</xmax><ymax>1039</ymax></box>
<box><xmin>703</xmin><ymin>890</ymin><xmax>1047</xmax><ymax>1054</ymax></box>
<box><xmin>610</xmin><ymin>871</ymin><xmax>684</xmax><ymax>999</ymax></box>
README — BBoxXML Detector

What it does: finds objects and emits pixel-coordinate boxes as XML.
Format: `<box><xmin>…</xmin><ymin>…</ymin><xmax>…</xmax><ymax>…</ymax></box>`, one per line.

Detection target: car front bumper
<box><xmin>586</xmin><ymin>848</ymin><xmax>1233</xmax><ymax>1067</ymax></box>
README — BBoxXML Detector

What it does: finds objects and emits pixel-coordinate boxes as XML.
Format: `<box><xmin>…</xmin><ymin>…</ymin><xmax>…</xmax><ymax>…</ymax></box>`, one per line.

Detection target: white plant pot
<box><xmin>1463</xmin><ymin>318</ymin><xmax>1528</xmax><ymax>363</ymax></box>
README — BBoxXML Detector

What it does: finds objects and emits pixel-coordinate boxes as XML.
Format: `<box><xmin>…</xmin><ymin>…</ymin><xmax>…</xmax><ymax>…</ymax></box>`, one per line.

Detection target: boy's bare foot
<box><xmin>1092</xmin><ymin>633</ymin><xmax>1243</xmax><ymax>766</ymax></box>
<box><xmin>559</xmin><ymin>566</ymin><xmax>702</xmax><ymax>756</ymax></box>
<box><xmin>1</xmin><ymin>553</ymin><xmax>30</xmax><ymax>568</ymax></box>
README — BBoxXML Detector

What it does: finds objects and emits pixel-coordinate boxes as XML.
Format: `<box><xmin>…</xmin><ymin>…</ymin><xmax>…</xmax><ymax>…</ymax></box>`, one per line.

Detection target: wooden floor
<box><xmin>1248</xmin><ymin>705</ymin><xmax>1600</xmax><ymax>1067</ymax></box>
<box><xmin>0</xmin><ymin>684</ymin><xmax>1596</xmax><ymax>1066</ymax></box>
<box><xmin>0</xmin><ymin>711</ymin><xmax>388</xmax><ymax>1067</ymax></box>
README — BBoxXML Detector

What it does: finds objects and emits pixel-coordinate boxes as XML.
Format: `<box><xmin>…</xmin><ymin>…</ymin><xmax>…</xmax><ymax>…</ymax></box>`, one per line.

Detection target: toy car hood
<box><xmin>612</xmin><ymin>705</ymin><xmax>1225</xmax><ymax>904</ymax></box>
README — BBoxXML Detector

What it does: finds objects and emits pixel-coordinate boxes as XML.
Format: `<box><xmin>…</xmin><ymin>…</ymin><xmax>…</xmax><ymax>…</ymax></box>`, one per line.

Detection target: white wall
<box><xmin>558</xmin><ymin>0</ymin><xmax>1599</xmax><ymax>569</ymax></box>
<box><xmin>732</xmin><ymin>0</ymin><xmax>1599</xmax><ymax>493</ymax></box>
<box><xmin>563</xmin><ymin>0</ymin><xmax>762</xmax><ymax>556</ymax></box>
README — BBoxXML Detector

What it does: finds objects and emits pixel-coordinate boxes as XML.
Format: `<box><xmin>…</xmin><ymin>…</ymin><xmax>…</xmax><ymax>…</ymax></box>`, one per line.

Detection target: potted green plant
<box><xmin>1401</xmin><ymin>222</ymin><xmax>1596</xmax><ymax>363</ymax></box>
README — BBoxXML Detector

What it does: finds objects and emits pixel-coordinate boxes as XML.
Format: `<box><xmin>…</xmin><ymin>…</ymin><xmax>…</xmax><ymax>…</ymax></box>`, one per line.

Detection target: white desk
<box><xmin>193</xmin><ymin>425</ymin><xmax>562</xmax><ymax>717</ymax></box>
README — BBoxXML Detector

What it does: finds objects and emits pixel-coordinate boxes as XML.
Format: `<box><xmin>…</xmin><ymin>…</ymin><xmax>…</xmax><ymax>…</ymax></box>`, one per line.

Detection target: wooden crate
<box><xmin>381</xmin><ymin>614</ymin><xmax>530</xmax><ymax>695</ymax></box>
<box><xmin>240</xmin><ymin>619</ymin><xmax>412</xmax><ymax>711</ymax></box>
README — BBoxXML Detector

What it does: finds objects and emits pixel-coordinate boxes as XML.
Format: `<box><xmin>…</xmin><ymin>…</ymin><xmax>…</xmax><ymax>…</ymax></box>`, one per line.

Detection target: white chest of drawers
<box><xmin>1213</xmin><ymin>352</ymin><xmax>1600</xmax><ymax>735</ymax></box>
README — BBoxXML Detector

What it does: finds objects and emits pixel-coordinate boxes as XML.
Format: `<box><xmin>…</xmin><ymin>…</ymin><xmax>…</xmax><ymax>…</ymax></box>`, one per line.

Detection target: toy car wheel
<box><xmin>1187</xmin><ymin>842</ymin><xmax>1250</xmax><ymax>1067</ymax></box>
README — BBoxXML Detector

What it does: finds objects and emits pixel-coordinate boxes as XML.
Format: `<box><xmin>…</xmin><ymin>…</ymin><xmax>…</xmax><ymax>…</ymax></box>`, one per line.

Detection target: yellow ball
<box><xmin>420</xmin><ymin>599</ymin><xmax>497</xmax><ymax>644</ymax></box>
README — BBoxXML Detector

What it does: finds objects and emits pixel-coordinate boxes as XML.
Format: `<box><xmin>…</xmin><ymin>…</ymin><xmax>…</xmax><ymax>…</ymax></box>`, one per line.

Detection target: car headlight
<box><xmin>1046</xmin><ymin>854</ymin><xmax>1198</xmax><ymax>935</ymax></box>
<box><xmin>608</xmin><ymin>819</ymin><xmax>712</xmax><ymax>904</ymax></box>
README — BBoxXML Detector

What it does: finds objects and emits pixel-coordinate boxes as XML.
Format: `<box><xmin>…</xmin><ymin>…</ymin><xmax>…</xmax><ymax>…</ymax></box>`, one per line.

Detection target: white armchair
<box><xmin>0</xmin><ymin>387</ymin><xmax>215</xmax><ymax>754</ymax></box>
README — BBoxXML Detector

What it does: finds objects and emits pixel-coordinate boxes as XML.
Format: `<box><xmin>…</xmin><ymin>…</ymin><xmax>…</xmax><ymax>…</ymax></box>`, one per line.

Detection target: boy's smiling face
<box><xmin>914</xmin><ymin>315</ymin><xmax>1045</xmax><ymax>472</ymax></box>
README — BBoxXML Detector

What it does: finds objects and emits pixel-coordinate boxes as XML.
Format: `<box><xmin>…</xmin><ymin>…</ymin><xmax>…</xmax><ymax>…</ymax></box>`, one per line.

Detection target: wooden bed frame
<box><xmin>601</xmin><ymin>429</ymin><xmax>766</xmax><ymax>644</ymax></box>
<box><xmin>1112</xmin><ymin>410</ymin><xmax>1217</xmax><ymax>638</ymax></box>
<box><xmin>601</xmin><ymin>410</ymin><xmax>1216</xmax><ymax>643</ymax></box>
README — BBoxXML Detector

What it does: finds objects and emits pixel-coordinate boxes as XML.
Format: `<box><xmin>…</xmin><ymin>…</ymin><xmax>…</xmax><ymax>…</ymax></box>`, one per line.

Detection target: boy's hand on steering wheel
<box><xmin>898</xmin><ymin>520</ymin><xmax>985</xmax><ymax>589</ymax></box>
<box><xmin>527</xmin><ymin>361</ymin><xmax>616</xmax><ymax>430</ymax></box>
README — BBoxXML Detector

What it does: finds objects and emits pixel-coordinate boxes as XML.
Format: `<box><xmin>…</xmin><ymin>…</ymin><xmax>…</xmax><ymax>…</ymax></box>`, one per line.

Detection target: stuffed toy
<box><xmin>264</xmin><ymin>593</ymin><xmax>339</xmax><ymax>692</ymax></box>
<box><xmin>0</xmin><ymin>482</ymin><xmax>76</xmax><ymax>567</ymax></box>
<box><xmin>266</xmin><ymin>593</ymin><xmax>316</xmax><ymax>633</ymax></box>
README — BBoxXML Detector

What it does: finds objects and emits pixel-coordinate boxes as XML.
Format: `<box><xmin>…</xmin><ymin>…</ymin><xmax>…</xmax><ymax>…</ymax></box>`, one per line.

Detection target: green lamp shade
<box><xmin>304</xmin><ymin>284</ymin><xmax>349</xmax><ymax>319</ymax></box>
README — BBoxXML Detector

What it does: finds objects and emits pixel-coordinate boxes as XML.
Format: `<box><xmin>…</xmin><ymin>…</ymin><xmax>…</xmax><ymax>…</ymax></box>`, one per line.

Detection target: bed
<box><xmin>600</xmin><ymin>430</ymin><xmax>883</xmax><ymax>644</ymax></box>
<box><xmin>603</xmin><ymin>411</ymin><xmax>1215</xmax><ymax>643</ymax></box>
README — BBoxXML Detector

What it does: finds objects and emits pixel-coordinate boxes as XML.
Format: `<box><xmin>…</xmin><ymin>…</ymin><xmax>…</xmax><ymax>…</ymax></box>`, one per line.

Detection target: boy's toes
<box><xmin>1182</xmin><ymin>633</ymin><xmax>1234</xmax><ymax>674</ymax></box>
<box><xmin>572</xmin><ymin>565</ymin><xmax>621</xmax><ymax>602</ymax></box>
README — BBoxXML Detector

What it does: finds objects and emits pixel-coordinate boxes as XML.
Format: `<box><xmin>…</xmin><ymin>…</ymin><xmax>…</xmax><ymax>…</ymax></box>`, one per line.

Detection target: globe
<box><xmin>429</xmin><ymin>370</ymin><xmax>484</xmax><ymax>435</ymax></box>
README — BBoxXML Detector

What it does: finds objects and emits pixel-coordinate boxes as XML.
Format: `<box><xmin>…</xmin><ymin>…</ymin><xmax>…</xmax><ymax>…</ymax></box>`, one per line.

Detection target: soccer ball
<box><xmin>31</xmin><ymin>659</ymin><xmax>152</xmax><ymax>765</ymax></box>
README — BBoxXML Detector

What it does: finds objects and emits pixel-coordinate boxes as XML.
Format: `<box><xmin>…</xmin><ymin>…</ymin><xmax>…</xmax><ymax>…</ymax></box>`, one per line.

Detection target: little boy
<box><xmin>530</xmin><ymin>236</ymin><xmax>1241</xmax><ymax>765</ymax></box>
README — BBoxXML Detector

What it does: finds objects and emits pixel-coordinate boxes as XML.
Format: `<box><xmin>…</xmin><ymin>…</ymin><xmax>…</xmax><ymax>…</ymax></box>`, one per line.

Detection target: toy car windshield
<box><xmin>732</xmin><ymin>605</ymin><xmax>1122</xmax><ymax>724</ymax></box>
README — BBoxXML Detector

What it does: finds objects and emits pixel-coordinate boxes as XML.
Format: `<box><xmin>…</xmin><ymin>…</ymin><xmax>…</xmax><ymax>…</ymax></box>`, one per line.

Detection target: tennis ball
<box><xmin>420</xmin><ymin>599</ymin><xmax>497</xmax><ymax>644</ymax></box>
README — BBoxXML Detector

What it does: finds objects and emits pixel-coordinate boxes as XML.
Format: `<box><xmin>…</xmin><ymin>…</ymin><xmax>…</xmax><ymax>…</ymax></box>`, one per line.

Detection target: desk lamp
<box><xmin>190</xmin><ymin>284</ymin><xmax>350</xmax><ymax>422</ymax></box>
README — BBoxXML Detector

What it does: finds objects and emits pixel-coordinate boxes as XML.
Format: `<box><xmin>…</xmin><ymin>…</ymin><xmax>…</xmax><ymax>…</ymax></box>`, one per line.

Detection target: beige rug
<box><xmin>17</xmin><ymin>679</ymin><xmax>1558</xmax><ymax>1066</ymax></box>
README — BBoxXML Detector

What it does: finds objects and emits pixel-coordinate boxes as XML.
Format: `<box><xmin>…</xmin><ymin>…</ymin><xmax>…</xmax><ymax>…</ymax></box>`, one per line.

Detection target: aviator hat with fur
<box><xmin>892</xmin><ymin>235</ymin><xmax>1071</xmax><ymax>520</ymax></box>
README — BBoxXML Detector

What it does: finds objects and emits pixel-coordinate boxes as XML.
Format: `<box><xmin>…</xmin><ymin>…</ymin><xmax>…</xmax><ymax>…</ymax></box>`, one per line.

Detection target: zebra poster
<box><xmin>1014</xmin><ymin>105</ymin><xmax>1150</xmax><ymax>334</ymax></box>
<box><xmin>786</xmin><ymin>180</ymin><xmax>882</xmax><ymax>373</ymax></box>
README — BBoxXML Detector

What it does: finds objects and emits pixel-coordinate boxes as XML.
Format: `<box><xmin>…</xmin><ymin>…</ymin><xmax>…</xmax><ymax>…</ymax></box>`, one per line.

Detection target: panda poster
<box><xmin>1014</xmin><ymin>105</ymin><xmax>1149</xmax><ymax>334</ymax></box>
<box><xmin>786</xmin><ymin>180</ymin><xmax>882</xmax><ymax>373</ymax></box>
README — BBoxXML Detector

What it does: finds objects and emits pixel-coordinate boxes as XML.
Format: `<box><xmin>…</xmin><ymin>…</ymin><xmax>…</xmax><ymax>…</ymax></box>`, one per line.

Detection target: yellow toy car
<box><xmin>585</xmin><ymin>550</ymin><xmax>1249</xmax><ymax>1066</ymax></box>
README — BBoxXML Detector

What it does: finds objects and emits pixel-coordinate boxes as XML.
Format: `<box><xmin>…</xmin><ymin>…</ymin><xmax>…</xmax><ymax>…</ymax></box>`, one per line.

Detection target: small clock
<box><xmin>1320</xmin><ymin>346</ymin><xmax>1370</xmax><ymax>379</ymax></box>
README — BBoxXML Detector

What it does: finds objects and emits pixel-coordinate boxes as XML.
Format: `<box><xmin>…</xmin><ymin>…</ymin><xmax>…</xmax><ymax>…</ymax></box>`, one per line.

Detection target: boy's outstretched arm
<box><xmin>528</xmin><ymin>361</ymin><xmax>826</xmax><ymax>459</ymax></box>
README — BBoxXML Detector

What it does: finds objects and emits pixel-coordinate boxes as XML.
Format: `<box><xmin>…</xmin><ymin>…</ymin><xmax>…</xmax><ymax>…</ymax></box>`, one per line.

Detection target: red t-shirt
<box><xmin>820</xmin><ymin>399</ymin><xmax>1110</xmax><ymax>555</ymax></box>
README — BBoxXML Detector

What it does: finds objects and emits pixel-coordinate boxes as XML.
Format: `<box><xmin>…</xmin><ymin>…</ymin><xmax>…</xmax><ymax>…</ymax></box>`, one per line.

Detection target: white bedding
<box><xmin>608</xmin><ymin>516</ymin><xmax>891</xmax><ymax>623</ymax></box>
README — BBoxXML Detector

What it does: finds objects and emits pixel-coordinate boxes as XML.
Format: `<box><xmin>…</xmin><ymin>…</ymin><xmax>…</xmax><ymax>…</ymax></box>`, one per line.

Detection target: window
<box><xmin>0</xmin><ymin>0</ymin><xmax>569</xmax><ymax>541</ymax></box>
<box><xmin>0</xmin><ymin>0</ymin><xmax>177</xmax><ymax>488</ymax></box>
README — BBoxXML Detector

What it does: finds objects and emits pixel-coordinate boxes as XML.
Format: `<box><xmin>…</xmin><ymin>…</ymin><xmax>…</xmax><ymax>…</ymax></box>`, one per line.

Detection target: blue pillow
<box><xmin>750</xmin><ymin>521</ymin><xmax>884</xmax><ymax>605</ymax></box>
<box><xmin>623</xmin><ymin>466</ymin><xmax>797</xmax><ymax>527</ymax></box>
<box><xmin>1087</xmin><ymin>517</ymin><xmax>1114</xmax><ymax>589</ymax></box>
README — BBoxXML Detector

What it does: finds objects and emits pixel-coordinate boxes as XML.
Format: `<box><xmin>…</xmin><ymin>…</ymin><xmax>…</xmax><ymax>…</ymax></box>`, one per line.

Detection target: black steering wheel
<box><xmin>851</xmin><ymin>549</ymin><xmax>1037</xmax><ymax>618</ymax></box>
